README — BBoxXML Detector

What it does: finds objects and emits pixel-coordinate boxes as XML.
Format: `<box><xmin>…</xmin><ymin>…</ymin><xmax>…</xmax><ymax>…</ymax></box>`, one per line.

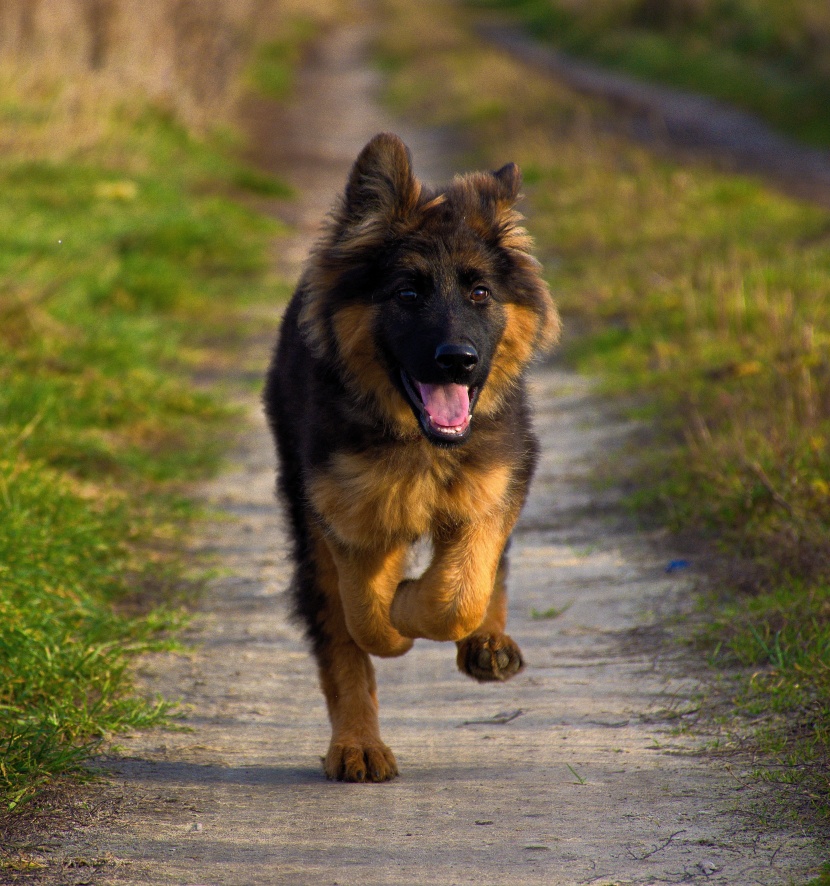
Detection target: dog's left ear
<box><xmin>492</xmin><ymin>162</ymin><xmax>521</xmax><ymax>203</ymax></box>
<box><xmin>344</xmin><ymin>132</ymin><xmax>421</xmax><ymax>220</ymax></box>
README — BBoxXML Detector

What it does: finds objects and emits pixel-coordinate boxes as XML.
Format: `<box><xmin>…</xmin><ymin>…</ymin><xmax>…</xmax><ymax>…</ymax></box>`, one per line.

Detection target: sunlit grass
<box><xmin>0</xmin><ymin>457</ymin><xmax>186</xmax><ymax>810</ymax></box>
<box><xmin>0</xmin><ymin>68</ymin><xmax>289</xmax><ymax>813</ymax></box>
<box><xmin>247</xmin><ymin>17</ymin><xmax>318</xmax><ymax>101</ymax></box>
<box><xmin>0</xmin><ymin>0</ymin><xmax>346</xmax><ymax>817</ymax></box>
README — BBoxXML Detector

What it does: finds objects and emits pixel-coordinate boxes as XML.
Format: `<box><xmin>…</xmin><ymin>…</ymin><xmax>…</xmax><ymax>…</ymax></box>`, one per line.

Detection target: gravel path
<box><xmin>54</xmin><ymin>20</ymin><xmax>822</xmax><ymax>886</ymax></box>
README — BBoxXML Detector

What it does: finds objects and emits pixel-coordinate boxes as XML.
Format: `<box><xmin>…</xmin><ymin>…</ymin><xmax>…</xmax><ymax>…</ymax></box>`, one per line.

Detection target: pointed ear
<box><xmin>344</xmin><ymin>132</ymin><xmax>421</xmax><ymax>220</ymax></box>
<box><xmin>492</xmin><ymin>162</ymin><xmax>521</xmax><ymax>203</ymax></box>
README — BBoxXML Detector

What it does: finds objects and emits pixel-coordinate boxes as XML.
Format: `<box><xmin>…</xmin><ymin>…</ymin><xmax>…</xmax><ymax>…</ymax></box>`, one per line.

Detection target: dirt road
<box><xmin>50</xmin><ymin>20</ymin><xmax>822</xmax><ymax>886</ymax></box>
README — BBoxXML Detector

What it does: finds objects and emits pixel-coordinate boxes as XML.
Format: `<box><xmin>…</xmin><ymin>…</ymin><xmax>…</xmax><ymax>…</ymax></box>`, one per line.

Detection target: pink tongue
<box><xmin>416</xmin><ymin>382</ymin><xmax>470</xmax><ymax>428</ymax></box>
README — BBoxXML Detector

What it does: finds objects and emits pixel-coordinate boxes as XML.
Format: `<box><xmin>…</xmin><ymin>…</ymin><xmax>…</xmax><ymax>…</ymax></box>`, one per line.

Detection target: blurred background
<box><xmin>0</xmin><ymin>0</ymin><xmax>303</xmax><ymax>129</ymax></box>
<box><xmin>471</xmin><ymin>0</ymin><xmax>830</xmax><ymax>145</ymax></box>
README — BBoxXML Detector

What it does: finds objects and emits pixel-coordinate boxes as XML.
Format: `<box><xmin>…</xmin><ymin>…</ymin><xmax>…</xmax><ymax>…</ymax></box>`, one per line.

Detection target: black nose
<box><xmin>434</xmin><ymin>342</ymin><xmax>478</xmax><ymax>372</ymax></box>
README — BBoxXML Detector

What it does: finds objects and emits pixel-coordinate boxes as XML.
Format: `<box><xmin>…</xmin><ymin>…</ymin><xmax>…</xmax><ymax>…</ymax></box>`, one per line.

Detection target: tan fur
<box><xmin>330</xmin><ymin>295</ymin><xmax>559</xmax><ymax>435</ymax></box>
<box><xmin>269</xmin><ymin>134</ymin><xmax>557</xmax><ymax>780</ymax></box>
<box><xmin>309</xmin><ymin>445</ymin><xmax>517</xmax><ymax>649</ymax></box>
<box><xmin>454</xmin><ymin>558</ymin><xmax>525</xmax><ymax>683</ymax></box>
<box><xmin>326</xmin><ymin>539</ymin><xmax>413</xmax><ymax>658</ymax></box>
<box><xmin>473</xmin><ymin>559</ymin><xmax>509</xmax><ymax>636</ymax></box>
<box><xmin>308</xmin><ymin>526</ymin><xmax>399</xmax><ymax>781</ymax></box>
<box><xmin>421</xmin><ymin>193</ymin><xmax>448</xmax><ymax>212</ymax></box>
<box><xmin>478</xmin><ymin>303</ymin><xmax>543</xmax><ymax>417</ymax></box>
<box><xmin>309</xmin><ymin>448</ymin><xmax>513</xmax><ymax>548</ymax></box>
<box><xmin>388</xmin><ymin>487</ymin><xmax>522</xmax><ymax>642</ymax></box>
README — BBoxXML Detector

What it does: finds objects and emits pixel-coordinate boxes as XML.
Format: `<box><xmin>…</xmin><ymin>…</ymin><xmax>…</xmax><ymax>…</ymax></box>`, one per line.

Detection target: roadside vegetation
<box><xmin>469</xmin><ymin>0</ymin><xmax>830</xmax><ymax>147</ymax></box>
<box><xmin>376</xmin><ymin>0</ymin><xmax>830</xmax><ymax>828</ymax></box>
<box><xmin>0</xmin><ymin>0</ymin><xmax>338</xmax><ymax>818</ymax></box>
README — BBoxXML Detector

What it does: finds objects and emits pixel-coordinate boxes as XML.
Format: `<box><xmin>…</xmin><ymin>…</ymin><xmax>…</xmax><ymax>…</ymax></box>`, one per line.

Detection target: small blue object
<box><xmin>665</xmin><ymin>559</ymin><xmax>691</xmax><ymax>573</ymax></box>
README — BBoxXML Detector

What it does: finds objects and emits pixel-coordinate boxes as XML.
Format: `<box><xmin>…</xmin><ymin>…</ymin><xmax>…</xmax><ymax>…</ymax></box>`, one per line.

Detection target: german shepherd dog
<box><xmin>264</xmin><ymin>133</ymin><xmax>559</xmax><ymax>782</ymax></box>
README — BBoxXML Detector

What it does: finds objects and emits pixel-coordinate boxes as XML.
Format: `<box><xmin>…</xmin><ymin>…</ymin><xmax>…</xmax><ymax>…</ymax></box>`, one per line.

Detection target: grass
<box><xmin>0</xmin><ymin>0</ymin><xmax>336</xmax><ymax>811</ymax></box>
<box><xmin>530</xmin><ymin>604</ymin><xmax>571</xmax><ymax>620</ymax></box>
<box><xmin>0</xmin><ymin>0</ymin><xmax>329</xmax><ymax>132</ymax></box>
<box><xmin>0</xmin><ymin>0</ymin><xmax>346</xmax><ymax>818</ymax></box>
<box><xmin>0</xmin><ymin>105</ymin><xmax>288</xmax><ymax>811</ymax></box>
<box><xmin>0</xmin><ymin>458</ymin><xmax>182</xmax><ymax>810</ymax></box>
<box><xmin>375</xmin><ymin>0</ymin><xmax>830</xmax><ymax>835</ymax></box>
<box><xmin>467</xmin><ymin>0</ymin><xmax>830</xmax><ymax>147</ymax></box>
<box><xmin>565</xmin><ymin>763</ymin><xmax>587</xmax><ymax>785</ymax></box>
<box><xmin>808</xmin><ymin>863</ymin><xmax>830</xmax><ymax>886</ymax></box>
<box><xmin>247</xmin><ymin>17</ymin><xmax>318</xmax><ymax>102</ymax></box>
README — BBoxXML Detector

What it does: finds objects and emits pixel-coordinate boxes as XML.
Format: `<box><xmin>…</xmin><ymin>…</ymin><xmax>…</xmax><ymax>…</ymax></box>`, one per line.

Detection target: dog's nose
<box><xmin>434</xmin><ymin>342</ymin><xmax>478</xmax><ymax>372</ymax></box>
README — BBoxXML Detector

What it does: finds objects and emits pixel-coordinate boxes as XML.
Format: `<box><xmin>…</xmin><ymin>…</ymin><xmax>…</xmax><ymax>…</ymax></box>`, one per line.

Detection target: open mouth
<box><xmin>401</xmin><ymin>371</ymin><xmax>478</xmax><ymax>443</ymax></box>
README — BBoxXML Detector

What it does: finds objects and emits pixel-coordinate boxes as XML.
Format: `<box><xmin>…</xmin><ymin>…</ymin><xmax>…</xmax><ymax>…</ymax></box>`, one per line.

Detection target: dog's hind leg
<box><xmin>455</xmin><ymin>546</ymin><xmax>525</xmax><ymax>682</ymax></box>
<box><xmin>326</xmin><ymin>541</ymin><xmax>415</xmax><ymax>659</ymax></box>
<box><xmin>302</xmin><ymin>525</ymin><xmax>400</xmax><ymax>782</ymax></box>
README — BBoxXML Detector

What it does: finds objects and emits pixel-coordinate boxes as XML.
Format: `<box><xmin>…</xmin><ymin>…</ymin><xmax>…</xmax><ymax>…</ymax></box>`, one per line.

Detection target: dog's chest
<box><xmin>308</xmin><ymin>446</ymin><xmax>511</xmax><ymax>547</ymax></box>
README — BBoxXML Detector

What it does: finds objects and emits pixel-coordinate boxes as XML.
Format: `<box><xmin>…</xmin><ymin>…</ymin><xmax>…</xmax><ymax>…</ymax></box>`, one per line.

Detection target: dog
<box><xmin>264</xmin><ymin>133</ymin><xmax>559</xmax><ymax>782</ymax></box>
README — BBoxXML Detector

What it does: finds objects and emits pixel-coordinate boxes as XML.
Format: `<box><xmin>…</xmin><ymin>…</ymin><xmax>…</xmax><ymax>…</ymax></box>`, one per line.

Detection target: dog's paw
<box><xmin>324</xmin><ymin>740</ymin><xmax>399</xmax><ymax>783</ymax></box>
<box><xmin>456</xmin><ymin>632</ymin><xmax>525</xmax><ymax>682</ymax></box>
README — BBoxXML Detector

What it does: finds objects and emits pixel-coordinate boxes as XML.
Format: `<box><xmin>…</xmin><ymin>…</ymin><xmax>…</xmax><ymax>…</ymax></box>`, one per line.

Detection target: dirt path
<box><xmin>48</xmin><ymin>19</ymin><xmax>823</xmax><ymax>886</ymax></box>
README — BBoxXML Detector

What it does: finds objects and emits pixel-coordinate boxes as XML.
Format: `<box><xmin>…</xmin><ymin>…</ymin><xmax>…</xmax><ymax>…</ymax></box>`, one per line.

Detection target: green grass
<box><xmin>376</xmin><ymin>0</ymin><xmax>830</xmax><ymax>828</ymax></box>
<box><xmin>808</xmin><ymin>863</ymin><xmax>830</xmax><ymax>886</ymax></box>
<box><xmin>0</xmin><ymin>99</ymin><xmax>286</xmax><ymax>810</ymax></box>
<box><xmin>565</xmin><ymin>763</ymin><xmax>587</xmax><ymax>785</ymax></box>
<box><xmin>468</xmin><ymin>0</ymin><xmax>830</xmax><ymax>147</ymax></box>
<box><xmin>247</xmin><ymin>18</ymin><xmax>318</xmax><ymax>101</ymax></box>
<box><xmin>0</xmin><ymin>458</ymin><xmax>181</xmax><ymax>810</ymax></box>
<box><xmin>530</xmin><ymin>604</ymin><xmax>571</xmax><ymax>620</ymax></box>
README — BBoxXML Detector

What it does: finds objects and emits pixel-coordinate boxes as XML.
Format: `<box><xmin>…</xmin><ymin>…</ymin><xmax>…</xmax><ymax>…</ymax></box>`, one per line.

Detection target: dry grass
<box><xmin>378</xmin><ymin>0</ymin><xmax>830</xmax><ymax>583</ymax></box>
<box><xmin>0</xmin><ymin>0</ymin><xmax>342</xmax><ymax>154</ymax></box>
<box><xmin>561</xmin><ymin>0</ymin><xmax>830</xmax><ymax>76</ymax></box>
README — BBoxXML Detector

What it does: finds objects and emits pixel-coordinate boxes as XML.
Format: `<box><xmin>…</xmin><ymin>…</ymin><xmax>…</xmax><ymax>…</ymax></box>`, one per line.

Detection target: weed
<box><xmin>807</xmin><ymin>863</ymin><xmax>830</xmax><ymax>886</ymax></box>
<box><xmin>0</xmin><ymin>0</ymin><xmax>341</xmax><ymax>811</ymax></box>
<box><xmin>530</xmin><ymin>603</ymin><xmax>572</xmax><ymax>620</ymax></box>
<box><xmin>566</xmin><ymin>763</ymin><xmax>586</xmax><ymax>785</ymax></box>
<box><xmin>247</xmin><ymin>18</ymin><xmax>317</xmax><ymax>101</ymax></box>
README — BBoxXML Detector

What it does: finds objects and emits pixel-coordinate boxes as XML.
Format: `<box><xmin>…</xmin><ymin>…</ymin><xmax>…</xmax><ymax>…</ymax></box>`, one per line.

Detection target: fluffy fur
<box><xmin>264</xmin><ymin>133</ymin><xmax>559</xmax><ymax>782</ymax></box>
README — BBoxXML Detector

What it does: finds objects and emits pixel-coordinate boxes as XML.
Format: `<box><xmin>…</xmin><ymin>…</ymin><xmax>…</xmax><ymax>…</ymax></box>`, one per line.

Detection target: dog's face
<box><xmin>375</xmin><ymin>222</ymin><xmax>509</xmax><ymax>445</ymax></box>
<box><xmin>299</xmin><ymin>133</ymin><xmax>559</xmax><ymax>445</ymax></box>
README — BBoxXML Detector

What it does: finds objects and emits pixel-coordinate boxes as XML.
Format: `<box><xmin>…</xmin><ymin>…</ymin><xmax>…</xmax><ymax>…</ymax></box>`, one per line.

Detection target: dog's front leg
<box><xmin>389</xmin><ymin>512</ymin><xmax>514</xmax><ymax>643</ymax></box>
<box><xmin>454</xmin><ymin>547</ymin><xmax>525</xmax><ymax>682</ymax></box>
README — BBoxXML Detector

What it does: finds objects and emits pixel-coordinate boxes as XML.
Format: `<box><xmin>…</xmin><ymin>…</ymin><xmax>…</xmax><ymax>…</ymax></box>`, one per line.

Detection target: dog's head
<box><xmin>299</xmin><ymin>133</ymin><xmax>560</xmax><ymax>445</ymax></box>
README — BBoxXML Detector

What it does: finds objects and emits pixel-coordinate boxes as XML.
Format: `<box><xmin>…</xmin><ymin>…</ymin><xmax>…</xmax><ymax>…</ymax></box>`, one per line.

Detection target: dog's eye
<box><xmin>396</xmin><ymin>288</ymin><xmax>418</xmax><ymax>304</ymax></box>
<box><xmin>470</xmin><ymin>286</ymin><xmax>491</xmax><ymax>304</ymax></box>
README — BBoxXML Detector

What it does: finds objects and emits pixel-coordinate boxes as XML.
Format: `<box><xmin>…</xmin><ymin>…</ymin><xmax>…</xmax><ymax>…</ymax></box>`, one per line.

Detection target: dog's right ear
<box><xmin>492</xmin><ymin>162</ymin><xmax>522</xmax><ymax>204</ymax></box>
<box><xmin>344</xmin><ymin>133</ymin><xmax>421</xmax><ymax>220</ymax></box>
